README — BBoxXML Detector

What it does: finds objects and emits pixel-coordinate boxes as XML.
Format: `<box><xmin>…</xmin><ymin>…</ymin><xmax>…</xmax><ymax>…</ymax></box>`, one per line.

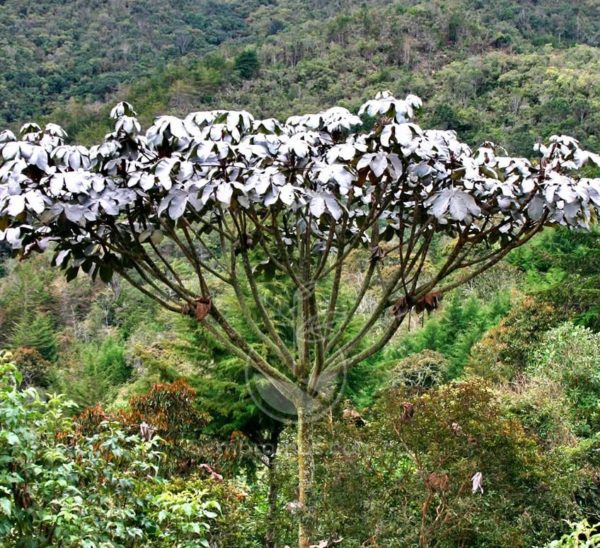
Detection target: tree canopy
<box><xmin>1</xmin><ymin>91</ymin><xmax>599</xmax><ymax>393</ymax></box>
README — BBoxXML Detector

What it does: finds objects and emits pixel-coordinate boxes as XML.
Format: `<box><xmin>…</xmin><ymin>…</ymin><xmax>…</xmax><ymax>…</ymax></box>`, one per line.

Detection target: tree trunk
<box><xmin>297</xmin><ymin>401</ymin><xmax>313</xmax><ymax>548</ymax></box>
<box><xmin>264</xmin><ymin>429</ymin><xmax>280</xmax><ymax>548</ymax></box>
<box><xmin>264</xmin><ymin>456</ymin><xmax>277</xmax><ymax>547</ymax></box>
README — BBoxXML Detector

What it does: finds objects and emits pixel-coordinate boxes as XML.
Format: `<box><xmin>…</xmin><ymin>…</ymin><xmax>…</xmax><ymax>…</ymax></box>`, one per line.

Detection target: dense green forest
<box><xmin>33</xmin><ymin>0</ymin><xmax>600</xmax><ymax>156</ymax></box>
<box><xmin>1</xmin><ymin>0</ymin><xmax>600</xmax><ymax>546</ymax></box>
<box><xmin>0</xmin><ymin>0</ymin><xmax>274</xmax><ymax>124</ymax></box>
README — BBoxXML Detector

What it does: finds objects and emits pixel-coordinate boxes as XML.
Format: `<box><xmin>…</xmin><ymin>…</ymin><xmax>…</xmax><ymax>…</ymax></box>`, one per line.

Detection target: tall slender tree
<box><xmin>1</xmin><ymin>92</ymin><xmax>599</xmax><ymax>546</ymax></box>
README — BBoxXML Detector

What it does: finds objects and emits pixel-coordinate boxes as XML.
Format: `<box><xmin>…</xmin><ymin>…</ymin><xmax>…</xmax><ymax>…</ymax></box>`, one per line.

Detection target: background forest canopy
<box><xmin>1</xmin><ymin>0</ymin><xmax>600</xmax><ymax>156</ymax></box>
<box><xmin>0</xmin><ymin>0</ymin><xmax>600</xmax><ymax>547</ymax></box>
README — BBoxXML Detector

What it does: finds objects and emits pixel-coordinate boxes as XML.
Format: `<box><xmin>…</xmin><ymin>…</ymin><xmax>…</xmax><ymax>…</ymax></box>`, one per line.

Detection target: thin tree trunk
<box><xmin>265</xmin><ymin>456</ymin><xmax>278</xmax><ymax>547</ymax></box>
<box><xmin>297</xmin><ymin>401</ymin><xmax>312</xmax><ymax>548</ymax></box>
<box><xmin>265</xmin><ymin>429</ymin><xmax>280</xmax><ymax>548</ymax></box>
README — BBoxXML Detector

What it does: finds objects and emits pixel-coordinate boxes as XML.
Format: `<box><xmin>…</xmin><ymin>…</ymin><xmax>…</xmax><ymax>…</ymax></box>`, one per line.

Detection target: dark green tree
<box><xmin>235</xmin><ymin>49</ymin><xmax>260</xmax><ymax>79</ymax></box>
<box><xmin>9</xmin><ymin>312</ymin><xmax>58</xmax><ymax>362</ymax></box>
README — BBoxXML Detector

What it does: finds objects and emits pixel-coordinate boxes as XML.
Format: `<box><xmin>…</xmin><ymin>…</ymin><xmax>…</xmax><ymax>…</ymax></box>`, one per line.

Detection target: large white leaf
<box><xmin>333</xmin><ymin>166</ymin><xmax>355</xmax><ymax>194</ymax></box>
<box><xmin>2</xmin><ymin>142</ymin><xmax>19</xmax><ymax>160</ymax></box>
<box><xmin>216</xmin><ymin>182</ymin><xmax>233</xmax><ymax>205</ymax></box>
<box><xmin>370</xmin><ymin>154</ymin><xmax>387</xmax><ymax>178</ymax></box>
<box><xmin>64</xmin><ymin>172</ymin><xmax>88</xmax><ymax>194</ymax></box>
<box><xmin>380</xmin><ymin>126</ymin><xmax>393</xmax><ymax>148</ymax></box>
<box><xmin>325</xmin><ymin>197</ymin><xmax>343</xmax><ymax>220</ymax></box>
<box><xmin>7</xmin><ymin>195</ymin><xmax>25</xmax><ymax>216</ymax></box>
<box><xmin>448</xmin><ymin>192</ymin><xmax>475</xmax><ymax>222</ymax></box>
<box><xmin>521</xmin><ymin>179</ymin><xmax>536</xmax><ymax>193</ymax></box>
<box><xmin>395</xmin><ymin>124</ymin><xmax>414</xmax><ymax>147</ymax></box>
<box><xmin>55</xmin><ymin>249</ymin><xmax>70</xmax><ymax>267</ymax></box>
<box><xmin>168</xmin><ymin>194</ymin><xmax>188</xmax><ymax>219</ymax></box>
<box><xmin>29</xmin><ymin>147</ymin><xmax>48</xmax><ymax>170</ymax></box>
<box><xmin>50</xmin><ymin>176</ymin><xmax>64</xmax><ymax>196</ymax></box>
<box><xmin>99</xmin><ymin>198</ymin><xmax>119</xmax><ymax>216</ymax></box>
<box><xmin>63</xmin><ymin>205</ymin><xmax>85</xmax><ymax>223</ymax></box>
<box><xmin>462</xmin><ymin>191</ymin><xmax>481</xmax><ymax>217</ymax></box>
<box><xmin>279</xmin><ymin>183</ymin><xmax>295</xmax><ymax>206</ymax></box>
<box><xmin>587</xmin><ymin>180</ymin><xmax>600</xmax><ymax>206</ymax></box>
<box><xmin>334</xmin><ymin>143</ymin><xmax>356</xmax><ymax>161</ymax></box>
<box><xmin>264</xmin><ymin>189</ymin><xmax>278</xmax><ymax>207</ymax></box>
<box><xmin>291</xmin><ymin>139</ymin><xmax>309</xmax><ymax>158</ymax></box>
<box><xmin>527</xmin><ymin>196</ymin><xmax>545</xmax><ymax>221</ymax></box>
<box><xmin>92</xmin><ymin>176</ymin><xmax>106</xmax><ymax>193</ymax></box>
<box><xmin>254</xmin><ymin>177</ymin><xmax>271</xmax><ymax>195</ymax></box>
<box><xmin>428</xmin><ymin>190</ymin><xmax>451</xmax><ymax>219</ymax></box>
<box><xmin>156</xmin><ymin>158</ymin><xmax>176</xmax><ymax>190</ymax></box>
<box><xmin>25</xmin><ymin>191</ymin><xmax>45</xmax><ymax>214</ymax></box>
<box><xmin>140</xmin><ymin>173</ymin><xmax>155</xmax><ymax>191</ymax></box>
<box><xmin>449</xmin><ymin>197</ymin><xmax>467</xmax><ymax>221</ymax></box>
<box><xmin>557</xmin><ymin>185</ymin><xmax>577</xmax><ymax>203</ymax></box>
<box><xmin>168</xmin><ymin>117</ymin><xmax>188</xmax><ymax>140</ymax></box>
<box><xmin>310</xmin><ymin>196</ymin><xmax>326</xmax><ymax>218</ymax></box>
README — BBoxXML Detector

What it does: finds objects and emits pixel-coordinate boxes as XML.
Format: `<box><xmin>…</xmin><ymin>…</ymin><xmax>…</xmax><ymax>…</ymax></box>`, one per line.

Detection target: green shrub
<box><xmin>385</xmin><ymin>349</ymin><xmax>449</xmax><ymax>392</ymax></box>
<box><xmin>0</xmin><ymin>352</ymin><xmax>251</xmax><ymax>546</ymax></box>
<box><xmin>10</xmin><ymin>347</ymin><xmax>51</xmax><ymax>388</ymax></box>
<box><xmin>373</xmin><ymin>379</ymin><xmax>579</xmax><ymax>546</ymax></box>
<box><xmin>530</xmin><ymin>323</ymin><xmax>600</xmax><ymax>436</ymax></box>
<box><xmin>502</xmin><ymin>375</ymin><xmax>577</xmax><ymax>448</ymax></box>
<box><xmin>53</xmin><ymin>336</ymin><xmax>130</xmax><ymax>405</ymax></box>
<box><xmin>466</xmin><ymin>296</ymin><xmax>560</xmax><ymax>382</ymax></box>
<box><xmin>546</xmin><ymin>520</ymin><xmax>600</xmax><ymax>547</ymax></box>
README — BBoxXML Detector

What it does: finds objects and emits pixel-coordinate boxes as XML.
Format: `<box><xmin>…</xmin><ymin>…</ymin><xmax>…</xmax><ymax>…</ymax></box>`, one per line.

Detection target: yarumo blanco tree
<box><xmin>1</xmin><ymin>92</ymin><xmax>599</xmax><ymax>546</ymax></box>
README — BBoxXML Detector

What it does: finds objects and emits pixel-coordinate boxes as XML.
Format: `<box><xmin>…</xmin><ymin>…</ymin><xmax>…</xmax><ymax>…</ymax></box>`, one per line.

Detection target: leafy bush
<box><xmin>0</xmin><ymin>353</ymin><xmax>226</xmax><ymax>546</ymax></box>
<box><xmin>10</xmin><ymin>347</ymin><xmax>51</xmax><ymax>388</ymax></box>
<box><xmin>385</xmin><ymin>349</ymin><xmax>449</xmax><ymax>392</ymax></box>
<box><xmin>77</xmin><ymin>379</ymin><xmax>216</xmax><ymax>476</ymax></box>
<box><xmin>502</xmin><ymin>375</ymin><xmax>577</xmax><ymax>449</ymax></box>
<box><xmin>127</xmin><ymin>380</ymin><xmax>209</xmax><ymax>440</ymax></box>
<box><xmin>466</xmin><ymin>296</ymin><xmax>560</xmax><ymax>382</ymax></box>
<box><xmin>546</xmin><ymin>520</ymin><xmax>600</xmax><ymax>547</ymax></box>
<box><xmin>530</xmin><ymin>323</ymin><xmax>600</xmax><ymax>436</ymax></box>
<box><xmin>53</xmin><ymin>336</ymin><xmax>130</xmax><ymax>405</ymax></box>
<box><xmin>373</xmin><ymin>379</ymin><xmax>579</xmax><ymax>546</ymax></box>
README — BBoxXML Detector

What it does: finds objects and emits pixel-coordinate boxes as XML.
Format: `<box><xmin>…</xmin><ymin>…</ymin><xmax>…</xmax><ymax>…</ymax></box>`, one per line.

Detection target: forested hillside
<box><xmin>0</xmin><ymin>0</ymin><xmax>600</xmax><ymax>155</ymax></box>
<box><xmin>1</xmin><ymin>1</ymin><xmax>599</xmax><ymax>546</ymax></box>
<box><xmin>0</xmin><ymin>0</ymin><xmax>269</xmax><ymax>123</ymax></box>
<box><xmin>20</xmin><ymin>0</ymin><xmax>600</xmax><ymax>156</ymax></box>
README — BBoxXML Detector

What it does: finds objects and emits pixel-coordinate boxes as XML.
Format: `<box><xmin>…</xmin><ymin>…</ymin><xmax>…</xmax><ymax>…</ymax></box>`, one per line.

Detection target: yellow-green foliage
<box><xmin>466</xmin><ymin>296</ymin><xmax>560</xmax><ymax>382</ymax></box>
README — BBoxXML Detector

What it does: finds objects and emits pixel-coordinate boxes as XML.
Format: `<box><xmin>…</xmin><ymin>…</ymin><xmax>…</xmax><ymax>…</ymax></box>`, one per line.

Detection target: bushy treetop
<box><xmin>1</xmin><ymin>91</ymin><xmax>598</xmax><ymax>254</ymax></box>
